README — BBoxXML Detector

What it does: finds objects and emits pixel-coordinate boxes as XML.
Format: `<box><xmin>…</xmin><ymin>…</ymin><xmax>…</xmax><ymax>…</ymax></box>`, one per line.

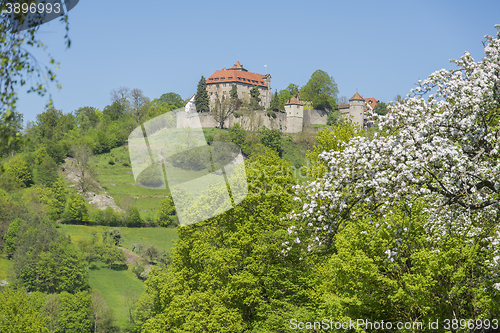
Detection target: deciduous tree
<box><xmin>300</xmin><ymin>70</ymin><xmax>338</xmax><ymax>110</ymax></box>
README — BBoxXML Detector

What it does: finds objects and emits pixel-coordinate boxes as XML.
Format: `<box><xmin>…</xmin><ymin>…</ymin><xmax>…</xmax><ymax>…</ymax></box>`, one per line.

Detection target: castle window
<box><xmin>214</xmin><ymin>78</ymin><xmax>219</xmax><ymax>81</ymax></box>
<box><xmin>209</xmin><ymin>78</ymin><xmax>213</xmax><ymax>81</ymax></box>
<box><xmin>228</xmin><ymin>77</ymin><xmax>233</xmax><ymax>80</ymax></box>
<box><xmin>223</xmin><ymin>83</ymin><xmax>226</xmax><ymax>87</ymax></box>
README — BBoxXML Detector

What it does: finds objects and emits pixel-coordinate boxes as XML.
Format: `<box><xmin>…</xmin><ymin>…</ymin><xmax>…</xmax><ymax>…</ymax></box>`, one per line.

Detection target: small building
<box><xmin>336</xmin><ymin>92</ymin><xmax>379</xmax><ymax>128</ymax></box>
<box><xmin>184</xmin><ymin>94</ymin><xmax>196</xmax><ymax>113</ymax></box>
<box><xmin>206</xmin><ymin>61</ymin><xmax>271</xmax><ymax>110</ymax></box>
<box><xmin>284</xmin><ymin>96</ymin><xmax>304</xmax><ymax>133</ymax></box>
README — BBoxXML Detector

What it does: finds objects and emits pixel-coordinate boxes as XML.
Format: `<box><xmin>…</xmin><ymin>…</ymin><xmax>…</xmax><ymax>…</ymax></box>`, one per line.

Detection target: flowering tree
<box><xmin>286</xmin><ymin>25</ymin><xmax>500</xmax><ymax>255</ymax></box>
<box><xmin>283</xmin><ymin>25</ymin><xmax>500</xmax><ymax>323</ymax></box>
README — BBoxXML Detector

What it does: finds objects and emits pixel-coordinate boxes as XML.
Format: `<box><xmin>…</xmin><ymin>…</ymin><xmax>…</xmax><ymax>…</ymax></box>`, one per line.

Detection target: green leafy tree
<box><xmin>306</xmin><ymin>121</ymin><xmax>361</xmax><ymax>179</ymax></box>
<box><xmin>103</xmin><ymin>100</ymin><xmax>127</xmax><ymax>121</ymax></box>
<box><xmin>0</xmin><ymin>4</ymin><xmax>70</xmax><ymax>157</ymax></box>
<box><xmin>195</xmin><ymin>76</ymin><xmax>209</xmax><ymax>112</ymax></box>
<box><xmin>104</xmin><ymin>206</ymin><xmax>122</xmax><ymax>227</ymax></box>
<box><xmin>326</xmin><ymin>109</ymin><xmax>343</xmax><ymax>126</ymax></box>
<box><xmin>99</xmin><ymin>244</ymin><xmax>126</xmax><ymax>269</ymax></box>
<box><xmin>300</xmin><ymin>70</ymin><xmax>338</xmax><ymax>110</ymax></box>
<box><xmin>259</xmin><ymin>126</ymin><xmax>282</xmax><ymax>156</ymax></box>
<box><xmin>3</xmin><ymin>154</ymin><xmax>32</xmax><ymax>187</ymax></box>
<box><xmin>286</xmin><ymin>83</ymin><xmax>299</xmax><ymax>97</ymax></box>
<box><xmin>4</xmin><ymin>218</ymin><xmax>21</xmax><ymax>258</ymax></box>
<box><xmin>58</xmin><ymin>291</ymin><xmax>92</xmax><ymax>333</ymax></box>
<box><xmin>126</xmin><ymin>207</ymin><xmax>143</xmax><ymax>227</ymax></box>
<box><xmin>229</xmin><ymin>123</ymin><xmax>245</xmax><ymax>147</ymax></box>
<box><xmin>43</xmin><ymin>293</ymin><xmax>60</xmax><ymax>332</ymax></box>
<box><xmin>156</xmin><ymin>92</ymin><xmax>185</xmax><ymax>109</ymax></box>
<box><xmin>157</xmin><ymin>195</ymin><xmax>177</xmax><ymax>227</ymax></box>
<box><xmin>75</xmin><ymin>106</ymin><xmax>99</xmax><ymax>130</ymax></box>
<box><xmin>34</xmin><ymin>154</ymin><xmax>58</xmax><ymax>186</ymax></box>
<box><xmin>102</xmin><ymin>229</ymin><xmax>123</xmax><ymax>246</ymax></box>
<box><xmin>63</xmin><ymin>195</ymin><xmax>89</xmax><ymax>223</ymax></box>
<box><xmin>90</xmin><ymin>290</ymin><xmax>116</xmax><ymax>333</ymax></box>
<box><xmin>141</xmin><ymin>150</ymin><xmax>316</xmax><ymax>331</ymax></box>
<box><xmin>374</xmin><ymin>101</ymin><xmax>388</xmax><ymax>115</ymax></box>
<box><xmin>313</xmin><ymin>200</ymin><xmax>500</xmax><ymax>326</ymax></box>
<box><xmin>0</xmin><ymin>288</ymin><xmax>49</xmax><ymax>332</ymax></box>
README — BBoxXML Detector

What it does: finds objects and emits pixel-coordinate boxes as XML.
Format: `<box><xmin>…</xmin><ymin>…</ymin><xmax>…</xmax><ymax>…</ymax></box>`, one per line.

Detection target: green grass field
<box><xmin>91</xmin><ymin>147</ymin><xmax>168</xmax><ymax>219</ymax></box>
<box><xmin>0</xmin><ymin>255</ymin><xmax>12</xmax><ymax>282</ymax></box>
<box><xmin>58</xmin><ymin>224</ymin><xmax>177</xmax><ymax>329</ymax></box>
<box><xmin>88</xmin><ymin>262</ymin><xmax>144</xmax><ymax>329</ymax></box>
<box><xmin>58</xmin><ymin>224</ymin><xmax>178</xmax><ymax>254</ymax></box>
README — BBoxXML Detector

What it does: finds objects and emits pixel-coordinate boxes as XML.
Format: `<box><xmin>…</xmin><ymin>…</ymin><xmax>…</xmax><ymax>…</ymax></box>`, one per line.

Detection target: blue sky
<box><xmin>15</xmin><ymin>0</ymin><xmax>500</xmax><ymax>124</ymax></box>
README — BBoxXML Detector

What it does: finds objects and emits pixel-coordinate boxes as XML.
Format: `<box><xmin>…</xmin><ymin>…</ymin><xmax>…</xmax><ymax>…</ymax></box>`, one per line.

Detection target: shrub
<box><xmin>136</xmin><ymin>163</ymin><xmax>164</xmax><ymax>187</ymax></box>
<box><xmin>126</xmin><ymin>207</ymin><xmax>143</xmax><ymax>227</ymax></box>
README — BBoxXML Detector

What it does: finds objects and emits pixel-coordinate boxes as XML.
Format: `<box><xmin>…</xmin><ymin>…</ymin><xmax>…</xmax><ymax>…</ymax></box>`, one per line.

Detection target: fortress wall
<box><xmin>303</xmin><ymin>109</ymin><xmax>328</xmax><ymax>126</ymax></box>
<box><xmin>232</xmin><ymin>111</ymin><xmax>287</xmax><ymax>131</ymax></box>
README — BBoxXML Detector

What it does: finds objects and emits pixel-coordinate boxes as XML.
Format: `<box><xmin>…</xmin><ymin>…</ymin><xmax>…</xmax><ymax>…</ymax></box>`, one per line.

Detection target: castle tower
<box><xmin>284</xmin><ymin>97</ymin><xmax>304</xmax><ymax>133</ymax></box>
<box><xmin>349</xmin><ymin>92</ymin><xmax>365</xmax><ymax>127</ymax></box>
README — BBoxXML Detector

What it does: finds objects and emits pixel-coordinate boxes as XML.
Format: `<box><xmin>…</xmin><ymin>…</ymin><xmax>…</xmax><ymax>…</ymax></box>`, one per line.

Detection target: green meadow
<box><xmin>58</xmin><ymin>224</ymin><xmax>177</xmax><ymax>254</ymax></box>
<box><xmin>88</xmin><ymin>262</ymin><xmax>144</xmax><ymax>329</ymax></box>
<box><xmin>58</xmin><ymin>224</ymin><xmax>177</xmax><ymax>329</ymax></box>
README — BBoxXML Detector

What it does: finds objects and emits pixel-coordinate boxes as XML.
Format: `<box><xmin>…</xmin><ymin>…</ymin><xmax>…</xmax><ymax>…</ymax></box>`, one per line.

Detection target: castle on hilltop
<box><xmin>180</xmin><ymin>63</ymin><xmax>378</xmax><ymax>132</ymax></box>
<box><xmin>206</xmin><ymin>61</ymin><xmax>272</xmax><ymax>110</ymax></box>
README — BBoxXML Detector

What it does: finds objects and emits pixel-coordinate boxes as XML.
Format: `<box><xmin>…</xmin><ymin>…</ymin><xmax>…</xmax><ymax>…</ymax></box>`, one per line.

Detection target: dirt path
<box><xmin>119</xmin><ymin>247</ymin><xmax>151</xmax><ymax>272</ymax></box>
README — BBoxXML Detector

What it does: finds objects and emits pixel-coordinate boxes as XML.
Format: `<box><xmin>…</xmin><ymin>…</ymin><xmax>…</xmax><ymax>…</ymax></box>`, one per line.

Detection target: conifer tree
<box><xmin>195</xmin><ymin>76</ymin><xmax>209</xmax><ymax>112</ymax></box>
<box><xmin>269</xmin><ymin>90</ymin><xmax>279</xmax><ymax>110</ymax></box>
<box><xmin>230</xmin><ymin>84</ymin><xmax>238</xmax><ymax>101</ymax></box>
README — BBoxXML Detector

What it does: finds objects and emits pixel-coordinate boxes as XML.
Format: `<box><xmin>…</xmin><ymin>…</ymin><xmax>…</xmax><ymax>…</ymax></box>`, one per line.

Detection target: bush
<box><xmin>132</xmin><ymin>264</ymin><xmax>145</xmax><ymax>280</ymax></box>
<box><xmin>62</xmin><ymin>195</ymin><xmax>88</xmax><ymax>224</ymax></box>
<box><xmin>126</xmin><ymin>207</ymin><xmax>143</xmax><ymax>227</ymax></box>
<box><xmin>136</xmin><ymin>163</ymin><xmax>164</xmax><ymax>187</ymax></box>
<box><xmin>108</xmin><ymin>157</ymin><xmax>115</xmax><ymax>165</ymax></box>
<box><xmin>259</xmin><ymin>126</ymin><xmax>282</xmax><ymax>156</ymax></box>
<box><xmin>103</xmin><ymin>206</ymin><xmax>122</xmax><ymax>226</ymax></box>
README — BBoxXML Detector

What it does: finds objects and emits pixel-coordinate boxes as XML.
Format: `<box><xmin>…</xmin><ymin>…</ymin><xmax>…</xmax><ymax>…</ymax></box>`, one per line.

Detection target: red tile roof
<box><xmin>229</xmin><ymin>61</ymin><xmax>247</xmax><ymax>71</ymax></box>
<box><xmin>337</xmin><ymin>103</ymin><xmax>350</xmax><ymax>109</ymax></box>
<box><xmin>349</xmin><ymin>92</ymin><xmax>364</xmax><ymax>101</ymax></box>
<box><xmin>285</xmin><ymin>96</ymin><xmax>303</xmax><ymax>105</ymax></box>
<box><xmin>207</xmin><ymin>66</ymin><xmax>268</xmax><ymax>88</ymax></box>
<box><xmin>364</xmin><ymin>97</ymin><xmax>379</xmax><ymax>110</ymax></box>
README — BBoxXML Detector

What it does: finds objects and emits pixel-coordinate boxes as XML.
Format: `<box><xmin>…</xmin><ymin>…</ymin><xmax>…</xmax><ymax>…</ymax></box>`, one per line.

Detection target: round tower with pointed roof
<box><xmin>348</xmin><ymin>92</ymin><xmax>365</xmax><ymax>127</ymax></box>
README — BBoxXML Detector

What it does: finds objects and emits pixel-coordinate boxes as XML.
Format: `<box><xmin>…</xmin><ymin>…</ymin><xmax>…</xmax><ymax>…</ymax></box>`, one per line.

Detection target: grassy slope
<box><xmin>91</xmin><ymin>146</ymin><xmax>168</xmax><ymax>219</ymax></box>
<box><xmin>88</xmin><ymin>262</ymin><xmax>144</xmax><ymax>329</ymax></box>
<box><xmin>58</xmin><ymin>224</ymin><xmax>178</xmax><ymax>254</ymax></box>
<box><xmin>58</xmin><ymin>224</ymin><xmax>177</xmax><ymax>329</ymax></box>
<box><xmin>0</xmin><ymin>254</ymin><xmax>12</xmax><ymax>282</ymax></box>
